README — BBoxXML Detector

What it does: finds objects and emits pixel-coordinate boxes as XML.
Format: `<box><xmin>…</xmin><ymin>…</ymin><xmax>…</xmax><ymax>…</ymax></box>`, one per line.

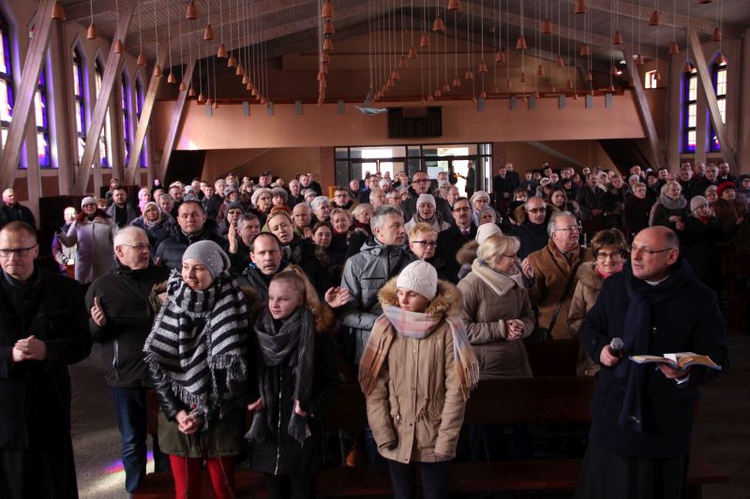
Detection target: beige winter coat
<box><xmin>527</xmin><ymin>241</ymin><xmax>593</xmax><ymax>339</ymax></box>
<box><xmin>458</xmin><ymin>260</ymin><xmax>534</xmax><ymax>380</ymax></box>
<box><xmin>567</xmin><ymin>262</ymin><xmax>605</xmax><ymax>376</ymax></box>
<box><xmin>365</xmin><ymin>279</ymin><xmax>467</xmax><ymax>464</ymax></box>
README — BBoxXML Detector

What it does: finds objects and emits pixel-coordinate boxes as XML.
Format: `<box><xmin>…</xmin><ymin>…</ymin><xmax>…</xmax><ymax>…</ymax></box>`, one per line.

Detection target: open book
<box><xmin>629</xmin><ymin>352</ymin><xmax>722</xmax><ymax>371</ymax></box>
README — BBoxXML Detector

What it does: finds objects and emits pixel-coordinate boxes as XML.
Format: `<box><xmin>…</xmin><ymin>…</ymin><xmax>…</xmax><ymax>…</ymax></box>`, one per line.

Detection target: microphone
<box><xmin>609</xmin><ymin>337</ymin><xmax>624</xmax><ymax>357</ymax></box>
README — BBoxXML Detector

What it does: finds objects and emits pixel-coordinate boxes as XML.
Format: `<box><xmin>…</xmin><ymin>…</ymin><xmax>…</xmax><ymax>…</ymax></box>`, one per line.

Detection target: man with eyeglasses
<box><xmin>575</xmin><ymin>226</ymin><xmax>728</xmax><ymax>498</ymax></box>
<box><xmin>436</xmin><ymin>198</ymin><xmax>477</xmax><ymax>283</ymax></box>
<box><xmin>0</xmin><ymin>221</ymin><xmax>91</xmax><ymax>498</ymax></box>
<box><xmin>527</xmin><ymin>211</ymin><xmax>592</xmax><ymax>340</ymax></box>
<box><xmin>510</xmin><ymin>197</ymin><xmax>551</xmax><ymax>260</ymax></box>
<box><xmin>85</xmin><ymin>227</ymin><xmax>170</xmax><ymax>494</ymax></box>
<box><xmin>333</xmin><ymin>186</ymin><xmax>357</xmax><ymax>210</ymax></box>
<box><xmin>400</xmin><ymin>171</ymin><xmax>454</xmax><ymax>224</ymax></box>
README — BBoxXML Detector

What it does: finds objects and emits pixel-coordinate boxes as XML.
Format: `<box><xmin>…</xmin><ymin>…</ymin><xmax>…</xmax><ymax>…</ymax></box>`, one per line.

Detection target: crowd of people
<box><xmin>0</xmin><ymin>160</ymin><xmax>735</xmax><ymax>499</ymax></box>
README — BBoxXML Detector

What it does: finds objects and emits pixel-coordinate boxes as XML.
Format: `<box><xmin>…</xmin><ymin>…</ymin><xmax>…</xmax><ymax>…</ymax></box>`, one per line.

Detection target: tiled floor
<box><xmin>70</xmin><ymin>336</ymin><xmax>750</xmax><ymax>498</ymax></box>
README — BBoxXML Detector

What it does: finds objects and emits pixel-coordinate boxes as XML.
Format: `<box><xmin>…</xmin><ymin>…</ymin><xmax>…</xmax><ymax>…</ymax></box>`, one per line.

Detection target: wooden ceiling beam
<box><xmin>73</xmin><ymin>6</ymin><xmax>135</xmax><ymax>194</ymax></box>
<box><xmin>124</xmin><ymin>42</ymin><xmax>169</xmax><ymax>185</ymax></box>
<box><xmin>623</xmin><ymin>48</ymin><xmax>662</xmax><ymax>169</ymax></box>
<box><xmin>688</xmin><ymin>29</ymin><xmax>736</xmax><ymax>167</ymax></box>
<box><xmin>158</xmin><ymin>58</ymin><xmax>197</xmax><ymax>183</ymax></box>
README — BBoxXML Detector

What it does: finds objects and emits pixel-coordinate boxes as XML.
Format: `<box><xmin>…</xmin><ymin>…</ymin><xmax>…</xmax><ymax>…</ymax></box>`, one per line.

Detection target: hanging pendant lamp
<box><xmin>516</xmin><ymin>34</ymin><xmax>527</xmax><ymax>50</ymax></box>
<box><xmin>137</xmin><ymin>53</ymin><xmax>147</xmax><ymax>66</ymax></box>
<box><xmin>574</xmin><ymin>0</ymin><xmax>586</xmax><ymax>14</ymax></box>
<box><xmin>52</xmin><ymin>1</ymin><xmax>66</xmax><ymax>20</ymax></box>
<box><xmin>613</xmin><ymin>31</ymin><xmax>624</xmax><ymax>45</ymax></box>
<box><xmin>648</xmin><ymin>11</ymin><xmax>660</xmax><ymax>27</ymax></box>
<box><xmin>186</xmin><ymin>1</ymin><xmax>199</xmax><ymax>20</ymax></box>
<box><xmin>204</xmin><ymin>24</ymin><xmax>215</xmax><ymax>41</ymax></box>
<box><xmin>87</xmin><ymin>23</ymin><xmax>98</xmax><ymax>40</ymax></box>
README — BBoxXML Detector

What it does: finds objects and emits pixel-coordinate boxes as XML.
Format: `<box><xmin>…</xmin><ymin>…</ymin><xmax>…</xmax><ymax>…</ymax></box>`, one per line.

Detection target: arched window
<box><xmin>681</xmin><ymin>66</ymin><xmax>698</xmax><ymax>153</ymax></box>
<box><xmin>135</xmin><ymin>77</ymin><xmax>147</xmax><ymax>168</ymax></box>
<box><xmin>95</xmin><ymin>58</ymin><xmax>113</xmax><ymax>168</ymax></box>
<box><xmin>72</xmin><ymin>47</ymin><xmax>86</xmax><ymax>163</ymax></box>
<box><xmin>121</xmin><ymin>72</ymin><xmax>131</xmax><ymax>167</ymax></box>
<box><xmin>0</xmin><ymin>9</ymin><xmax>14</xmax><ymax>150</ymax></box>
<box><xmin>709</xmin><ymin>56</ymin><xmax>727</xmax><ymax>153</ymax></box>
<box><xmin>34</xmin><ymin>65</ymin><xmax>52</xmax><ymax>167</ymax></box>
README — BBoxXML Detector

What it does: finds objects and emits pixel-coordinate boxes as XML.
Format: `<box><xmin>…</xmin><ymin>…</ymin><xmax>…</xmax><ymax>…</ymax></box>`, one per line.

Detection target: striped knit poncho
<box><xmin>144</xmin><ymin>270</ymin><xmax>248</xmax><ymax>427</ymax></box>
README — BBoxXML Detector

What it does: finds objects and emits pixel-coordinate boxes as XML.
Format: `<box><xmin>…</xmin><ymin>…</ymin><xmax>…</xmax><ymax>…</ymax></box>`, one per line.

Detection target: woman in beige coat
<box><xmin>458</xmin><ymin>234</ymin><xmax>535</xmax><ymax>380</ymax></box>
<box><xmin>567</xmin><ymin>229</ymin><xmax>629</xmax><ymax>376</ymax></box>
<box><xmin>359</xmin><ymin>261</ymin><xmax>478</xmax><ymax>499</ymax></box>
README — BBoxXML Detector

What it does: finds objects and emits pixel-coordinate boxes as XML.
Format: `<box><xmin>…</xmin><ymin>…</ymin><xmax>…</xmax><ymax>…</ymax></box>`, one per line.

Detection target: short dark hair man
<box><xmin>106</xmin><ymin>187</ymin><xmax>138</xmax><ymax>228</ymax></box>
<box><xmin>154</xmin><ymin>201</ymin><xmax>226</xmax><ymax>271</ymax></box>
<box><xmin>575</xmin><ymin>226</ymin><xmax>728</xmax><ymax>498</ymax></box>
<box><xmin>85</xmin><ymin>227</ymin><xmax>170</xmax><ymax>493</ymax></box>
<box><xmin>436</xmin><ymin>197</ymin><xmax>477</xmax><ymax>283</ymax></box>
<box><xmin>235</xmin><ymin>232</ymin><xmax>285</xmax><ymax>301</ymax></box>
<box><xmin>0</xmin><ymin>221</ymin><xmax>91</xmax><ymax>497</ymax></box>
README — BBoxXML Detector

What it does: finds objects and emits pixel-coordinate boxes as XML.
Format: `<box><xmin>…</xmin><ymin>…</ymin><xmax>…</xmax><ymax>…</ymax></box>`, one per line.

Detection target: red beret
<box><xmin>717</xmin><ymin>181</ymin><xmax>735</xmax><ymax>197</ymax></box>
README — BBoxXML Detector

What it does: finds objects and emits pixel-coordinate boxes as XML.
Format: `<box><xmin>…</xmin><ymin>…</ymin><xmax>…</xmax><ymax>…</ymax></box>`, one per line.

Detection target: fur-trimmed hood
<box><xmin>575</xmin><ymin>261</ymin><xmax>605</xmax><ymax>292</ymax></box>
<box><xmin>456</xmin><ymin>240</ymin><xmax>479</xmax><ymax>266</ymax></box>
<box><xmin>377</xmin><ymin>275</ymin><xmax>463</xmax><ymax>316</ymax></box>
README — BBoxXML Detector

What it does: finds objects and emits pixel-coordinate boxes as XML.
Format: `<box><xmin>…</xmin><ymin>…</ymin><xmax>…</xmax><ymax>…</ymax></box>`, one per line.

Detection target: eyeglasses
<box><xmin>411</xmin><ymin>240</ymin><xmax>438</xmax><ymax>248</ymax></box>
<box><xmin>631</xmin><ymin>245</ymin><xmax>674</xmax><ymax>256</ymax></box>
<box><xmin>596</xmin><ymin>251</ymin><xmax>623</xmax><ymax>261</ymax></box>
<box><xmin>0</xmin><ymin>245</ymin><xmax>37</xmax><ymax>258</ymax></box>
<box><xmin>554</xmin><ymin>225</ymin><xmax>581</xmax><ymax>232</ymax></box>
<box><xmin>526</xmin><ymin>207</ymin><xmax>546</xmax><ymax>214</ymax></box>
<box><xmin>502</xmin><ymin>253</ymin><xmax>518</xmax><ymax>259</ymax></box>
<box><xmin>453</xmin><ymin>206</ymin><xmax>471</xmax><ymax>212</ymax></box>
<box><xmin>413</xmin><ymin>178</ymin><xmax>431</xmax><ymax>184</ymax></box>
<box><xmin>119</xmin><ymin>242</ymin><xmax>151</xmax><ymax>250</ymax></box>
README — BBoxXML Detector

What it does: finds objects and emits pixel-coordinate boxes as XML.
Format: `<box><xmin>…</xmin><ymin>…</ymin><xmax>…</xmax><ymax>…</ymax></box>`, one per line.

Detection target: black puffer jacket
<box><xmin>86</xmin><ymin>261</ymin><xmax>169</xmax><ymax>388</ymax></box>
<box><xmin>154</xmin><ymin>220</ymin><xmax>227</xmax><ymax>271</ymax></box>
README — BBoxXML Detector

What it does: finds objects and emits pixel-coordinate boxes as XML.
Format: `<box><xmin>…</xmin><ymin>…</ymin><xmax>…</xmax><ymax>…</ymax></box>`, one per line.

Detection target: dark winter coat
<box><xmin>435</xmin><ymin>224</ymin><xmax>477</xmax><ymax>284</ymax></box>
<box><xmin>0</xmin><ymin>267</ymin><xmax>91</xmax><ymax>497</ymax></box>
<box><xmin>154</xmin><ymin>220</ymin><xmax>227</xmax><ymax>271</ymax></box>
<box><xmin>509</xmin><ymin>220</ymin><xmax>550</xmax><ymax>260</ymax></box>
<box><xmin>247</xmin><ymin>329</ymin><xmax>339</xmax><ymax>476</ymax></box>
<box><xmin>86</xmin><ymin>261</ymin><xmax>169</xmax><ymax>388</ymax></box>
<box><xmin>580</xmin><ymin>260</ymin><xmax>728</xmax><ymax>458</ymax></box>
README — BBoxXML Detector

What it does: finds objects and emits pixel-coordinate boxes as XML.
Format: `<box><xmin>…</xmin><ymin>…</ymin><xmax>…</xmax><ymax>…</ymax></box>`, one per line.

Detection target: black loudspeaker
<box><xmin>388</xmin><ymin>107</ymin><xmax>442</xmax><ymax>138</ymax></box>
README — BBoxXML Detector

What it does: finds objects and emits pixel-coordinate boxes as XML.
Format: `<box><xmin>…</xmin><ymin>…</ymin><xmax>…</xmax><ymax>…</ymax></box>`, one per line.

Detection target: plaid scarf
<box><xmin>359</xmin><ymin>304</ymin><xmax>479</xmax><ymax>401</ymax></box>
<box><xmin>144</xmin><ymin>271</ymin><xmax>248</xmax><ymax>427</ymax></box>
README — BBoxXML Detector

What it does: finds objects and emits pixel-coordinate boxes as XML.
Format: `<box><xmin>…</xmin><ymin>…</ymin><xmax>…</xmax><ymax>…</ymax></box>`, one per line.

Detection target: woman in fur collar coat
<box><xmin>360</xmin><ymin>261</ymin><xmax>478</xmax><ymax>499</ymax></box>
<box><xmin>568</xmin><ymin>229</ymin><xmax>629</xmax><ymax>376</ymax></box>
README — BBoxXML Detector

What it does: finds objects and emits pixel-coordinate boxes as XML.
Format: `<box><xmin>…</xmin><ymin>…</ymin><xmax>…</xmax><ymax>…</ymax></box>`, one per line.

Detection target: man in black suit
<box><xmin>436</xmin><ymin>197</ymin><xmax>477</xmax><ymax>283</ymax></box>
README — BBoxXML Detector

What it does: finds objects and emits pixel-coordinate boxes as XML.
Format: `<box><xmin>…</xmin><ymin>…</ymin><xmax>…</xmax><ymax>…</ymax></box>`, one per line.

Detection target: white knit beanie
<box><xmin>183</xmin><ymin>240</ymin><xmax>230</xmax><ymax>278</ymax></box>
<box><xmin>81</xmin><ymin>196</ymin><xmax>97</xmax><ymax>209</ymax></box>
<box><xmin>416</xmin><ymin>193</ymin><xmax>436</xmax><ymax>209</ymax></box>
<box><xmin>475</xmin><ymin>223</ymin><xmax>503</xmax><ymax>246</ymax></box>
<box><xmin>396</xmin><ymin>260</ymin><xmax>437</xmax><ymax>301</ymax></box>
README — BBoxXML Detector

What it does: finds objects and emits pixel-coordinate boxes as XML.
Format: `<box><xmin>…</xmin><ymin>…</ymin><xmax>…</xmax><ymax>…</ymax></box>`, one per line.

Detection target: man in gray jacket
<box><xmin>340</xmin><ymin>205</ymin><xmax>415</xmax><ymax>364</ymax></box>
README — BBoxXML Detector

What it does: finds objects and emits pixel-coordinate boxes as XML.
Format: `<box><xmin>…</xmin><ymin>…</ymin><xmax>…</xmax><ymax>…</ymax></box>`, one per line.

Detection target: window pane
<box><xmin>0</xmin><ymin>79</ymin><xmax>11</xmax><ymax>121</ymax></box>
<box><xmin>37</xmin><ymin>131</ymin><xmax>49</xmax><ymax>167</ymax></box>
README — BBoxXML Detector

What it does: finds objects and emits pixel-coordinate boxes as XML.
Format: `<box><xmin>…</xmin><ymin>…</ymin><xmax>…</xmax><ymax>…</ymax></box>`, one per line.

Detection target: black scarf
<box><xmin>247</xmin><ymin>306</ymin><xmax>315</xmax><ymax>444</ymax></box>
<box><xmin>618</xmin><ymin>259</ymin><xmax>692</xmax><ymax>432</ymax></box>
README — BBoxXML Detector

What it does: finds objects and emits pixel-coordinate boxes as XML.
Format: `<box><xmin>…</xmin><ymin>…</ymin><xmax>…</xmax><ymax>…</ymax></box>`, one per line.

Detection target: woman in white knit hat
<box><xmin>359</xmin><ymin>260</ymin><xmax>479</xmax><ymax>499</ymax></box>
<box><xmin>404</xmin><ymin>193</ymin><xmax>450</xmax><ymax>234</ymax></box>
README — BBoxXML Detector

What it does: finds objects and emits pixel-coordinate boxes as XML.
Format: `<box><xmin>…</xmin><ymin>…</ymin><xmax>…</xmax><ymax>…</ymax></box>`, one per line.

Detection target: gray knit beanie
<box><xmin>182</xmin><ymin>240</ymin><xmax>230</xmax><ymax>278</ymax></box>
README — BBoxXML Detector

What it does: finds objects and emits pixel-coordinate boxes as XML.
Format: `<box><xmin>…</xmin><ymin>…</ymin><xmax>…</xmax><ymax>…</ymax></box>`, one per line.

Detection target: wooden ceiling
<box><xmin>54</xmin><ymin>0</ymin><xmax>749</xmax><ymax>96</ymax></box>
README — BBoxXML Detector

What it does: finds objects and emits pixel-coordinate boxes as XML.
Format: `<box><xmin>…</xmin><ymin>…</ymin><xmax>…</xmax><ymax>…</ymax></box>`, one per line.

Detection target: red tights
<box><xmin>169</xmin><ymin>455</ymin><xmax>235</xmax><ymax>499</ymax></box>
